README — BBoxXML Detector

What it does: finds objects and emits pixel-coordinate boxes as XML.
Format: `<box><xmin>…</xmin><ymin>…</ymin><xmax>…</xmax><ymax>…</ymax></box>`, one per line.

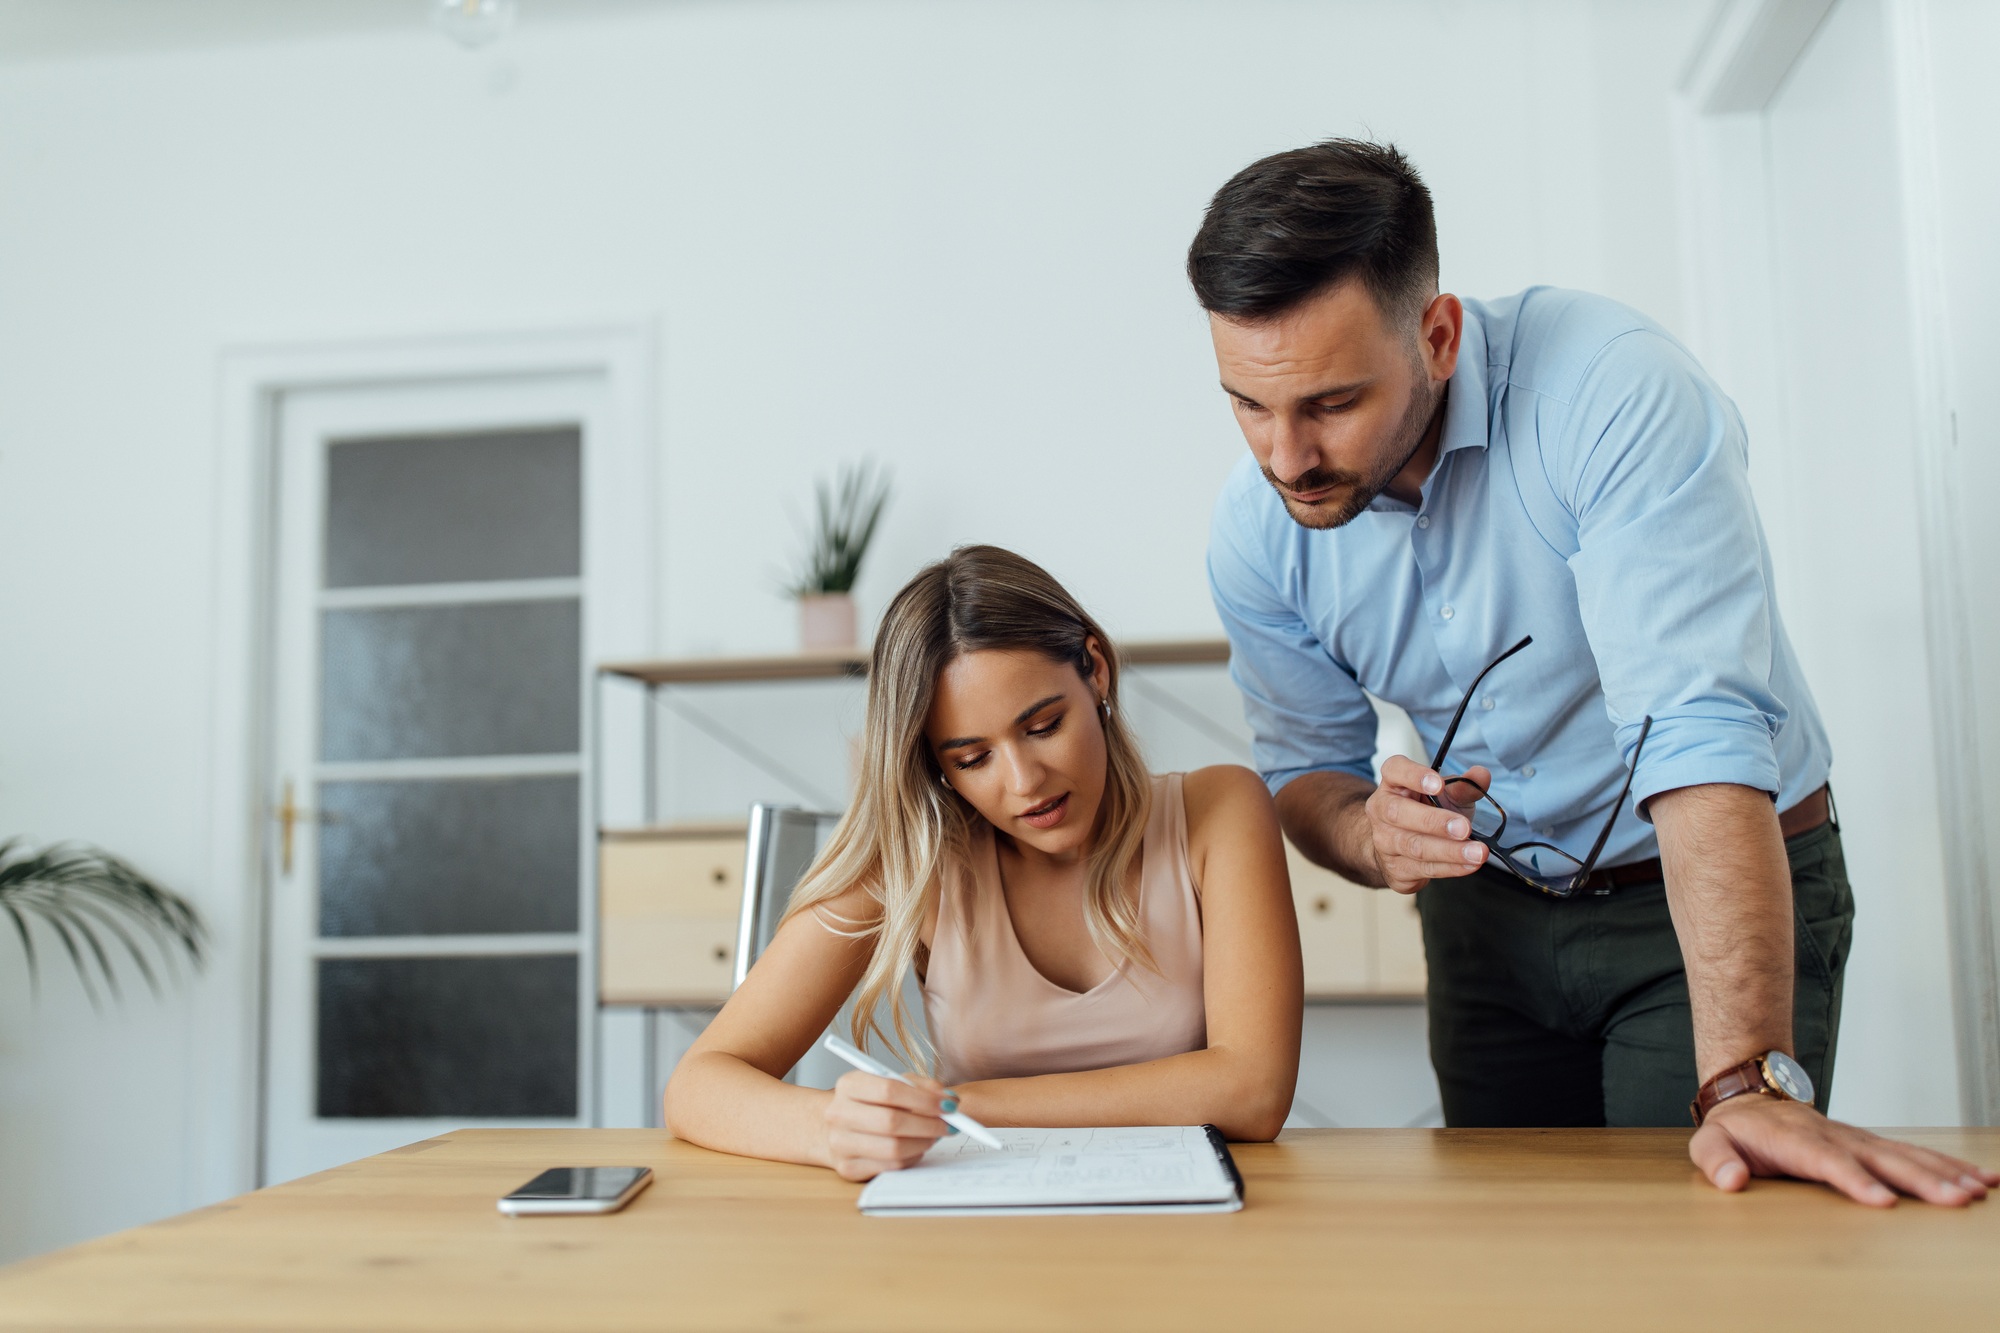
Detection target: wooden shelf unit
<box><xmin>598</xmin><ymin>638</ymin><xmax>1230</xmax><ymax>686</ymax></box>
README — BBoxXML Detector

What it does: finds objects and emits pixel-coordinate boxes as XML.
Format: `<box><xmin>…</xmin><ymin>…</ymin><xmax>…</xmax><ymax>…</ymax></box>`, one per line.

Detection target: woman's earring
<box><xmin>938</xmin><ymin>771</ymin><xmax>951</xmax><ymax>789</ymax></box>
<box><xmin>1100</xmin><ymin>697</ymin><xmax>1112</xmax><ymax>718</ymax></box>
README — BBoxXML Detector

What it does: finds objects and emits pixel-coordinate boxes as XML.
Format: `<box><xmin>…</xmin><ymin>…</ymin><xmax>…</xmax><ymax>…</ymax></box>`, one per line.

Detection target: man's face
<box><xmin>1210</xmin><ymin>279</ymin><xmax>1460</xmax><ymax>529</ymax></box>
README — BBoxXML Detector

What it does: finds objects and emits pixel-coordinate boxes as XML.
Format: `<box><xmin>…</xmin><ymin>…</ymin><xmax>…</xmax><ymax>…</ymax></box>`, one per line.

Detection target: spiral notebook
<box><xmin>856</xmin><ymin>1125</ymin><xmax>1244</xmax><ymax>1216</ymax></box>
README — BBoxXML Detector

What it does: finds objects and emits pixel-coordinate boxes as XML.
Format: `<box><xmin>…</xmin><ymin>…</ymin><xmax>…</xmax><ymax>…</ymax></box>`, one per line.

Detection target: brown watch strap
<box><xmin>1689</xmin><ymin>1056</ymin><xmax>1776</xmax><ymax>1127</ymax></box>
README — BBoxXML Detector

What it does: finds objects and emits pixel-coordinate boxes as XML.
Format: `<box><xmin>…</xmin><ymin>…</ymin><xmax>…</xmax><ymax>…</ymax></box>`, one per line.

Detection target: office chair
<box><xmin>736</xmin><ymin>803</ymin><xmax>931</xmax><ymax>1088</ymax></box>
<box><xmin>735</xmin><ymin>804</ymin><xmax>841</xmax><ymax>990</ymax></box>
<box><xmin>734</xmin><ymin>804</ymin><xmax>845</xmax><ymax>1088</ymax></box>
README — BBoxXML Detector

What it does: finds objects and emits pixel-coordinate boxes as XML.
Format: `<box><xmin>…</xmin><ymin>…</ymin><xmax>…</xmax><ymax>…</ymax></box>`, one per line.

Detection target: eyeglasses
<box><xmin>1425</xmin><ymin>634</ymin><xmax>1653</xmax><ymax>899</ymax></box>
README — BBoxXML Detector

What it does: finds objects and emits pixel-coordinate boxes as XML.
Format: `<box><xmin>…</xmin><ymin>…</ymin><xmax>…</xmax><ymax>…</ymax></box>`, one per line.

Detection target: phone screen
<box><xmin>505</xmin><ymin>1166</ymin><xmax>649</xmax><ymax>1201</ymax></box>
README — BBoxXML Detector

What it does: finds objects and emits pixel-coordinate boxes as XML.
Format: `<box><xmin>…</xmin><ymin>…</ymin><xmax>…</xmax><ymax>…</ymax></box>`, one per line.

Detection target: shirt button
<box><xmin>1481</xmin><ymin>697</ymin><xmax>1495</xmax><ymax>711</ymax></box>
<box><xmin>1439</xmin><ymin>604</ymin><xmax>1454</xmax><ymax>621</ymax></box>
<box><xmin>1522</xmin><ymin>765</ymin><xmax>1537</xmax><ymax>778</ymax></box>
<box><xmin>1417</xmin><ymin>515</ymin><xmax>1431</xmax><ymax>529</ymax></box>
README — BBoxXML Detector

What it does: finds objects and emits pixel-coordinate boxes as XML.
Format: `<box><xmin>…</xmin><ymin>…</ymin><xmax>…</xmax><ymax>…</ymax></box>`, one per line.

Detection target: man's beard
<box><xmin>1262</xmin><ymin>378</ymin><xmax>1444</xmax><ymax>531</ymax></box>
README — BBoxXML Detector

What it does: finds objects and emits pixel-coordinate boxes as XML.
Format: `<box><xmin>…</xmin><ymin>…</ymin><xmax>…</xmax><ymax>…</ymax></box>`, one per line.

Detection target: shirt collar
<box><xmin>1366</xmin><ymin>302</ymin><xmax>1493</xmax><ymax>514</ymax></box>
<box><xmin>1437</xmin><ymin>305</ymin><xmax>1492</xmax><ymax>459</ymax></box>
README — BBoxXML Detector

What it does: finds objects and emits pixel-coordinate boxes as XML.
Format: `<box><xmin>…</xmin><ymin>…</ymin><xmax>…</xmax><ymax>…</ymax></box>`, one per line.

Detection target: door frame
<box><xmin>203</xmin><ymin>326</ymin><xmax>655</xmax><ymax>1197</ymax></box>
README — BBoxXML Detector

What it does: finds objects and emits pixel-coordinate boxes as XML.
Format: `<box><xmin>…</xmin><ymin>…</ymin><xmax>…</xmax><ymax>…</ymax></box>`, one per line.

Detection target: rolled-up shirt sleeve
<box><xmin>1207</xmin><ymin>478</ymin><xmax>1379</xmax><ymax>795</ymax></box>
<box><xmin>1559</xmin><ymin>331</ymin><xmax>1786</xmax><ymax>816</ymax></box>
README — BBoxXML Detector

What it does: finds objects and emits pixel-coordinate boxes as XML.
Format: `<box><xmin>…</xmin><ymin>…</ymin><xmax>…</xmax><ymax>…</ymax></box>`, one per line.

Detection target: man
<box><xmin>1196</xmin><ymin>139</ymin><xmax>1994</xmax><ymax>1205</ymax></box>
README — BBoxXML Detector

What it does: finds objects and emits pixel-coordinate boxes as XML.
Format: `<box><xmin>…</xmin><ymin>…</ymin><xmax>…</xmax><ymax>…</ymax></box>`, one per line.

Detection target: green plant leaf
<box><xmin>0</xmin><ymin>839</ymin><xmax>206</xmax><ymax>1004</ymax></box>
<box><xmin>66</xmin><ymin>895</ymin><xmax>163</xmax><ymax>997</ymax></box>
<box><xmin>788</xmin><ymin>459</ymin><xmax>892</xmax><ymax>597</ymax></box>
<box><xmin>1</xmin><ymin>900</ymin><xmax>36</xmax><ymax>991</ymax></box>
<box><xmin>34</xmin><ymin>903</ymin><xmax>103</xmax><ymax>1009</ymax></box>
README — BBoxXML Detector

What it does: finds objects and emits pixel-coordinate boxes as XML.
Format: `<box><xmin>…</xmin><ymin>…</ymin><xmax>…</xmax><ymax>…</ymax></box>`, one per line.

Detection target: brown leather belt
<box><xmin>1492</xmin><ymin>784</ymin><xmax>1832</xmax><ymax>897</ymax></box>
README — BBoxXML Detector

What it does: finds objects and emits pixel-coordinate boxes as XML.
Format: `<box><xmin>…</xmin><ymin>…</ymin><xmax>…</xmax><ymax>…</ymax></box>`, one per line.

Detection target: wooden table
<box><xmin>2</xmin><ymin>1128</ymin><xmax>1994</xmax><ymax>1330</ymax></box>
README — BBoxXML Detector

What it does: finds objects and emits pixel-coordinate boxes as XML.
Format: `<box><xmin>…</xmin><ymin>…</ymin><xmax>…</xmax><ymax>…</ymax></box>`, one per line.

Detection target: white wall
<box><xmin>1908</xmin><ymin>0</ymin><xmax>2000</xmax><ymax>1118</ymax></box>
<box><xmin>0</xmin><ymin>0</ymin><xmax>1721</xmax><ymax>1261</ymax></box>
<box><xmin>1673</xmin><ymin>0</ymin><xmax>2000</xmax><ymax>1127</ymax></box>
<box><xmin>1757</xmin><ymin>0</ymin><xmax>1958</xmax><ymax>1124</ymax></box>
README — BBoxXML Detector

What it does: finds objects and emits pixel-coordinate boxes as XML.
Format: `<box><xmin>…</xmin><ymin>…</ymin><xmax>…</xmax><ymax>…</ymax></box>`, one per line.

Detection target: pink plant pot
<box><xmin>798</xmin><ymin>593</ymin><xmax>858</xmax><ymax>651</ymax></box>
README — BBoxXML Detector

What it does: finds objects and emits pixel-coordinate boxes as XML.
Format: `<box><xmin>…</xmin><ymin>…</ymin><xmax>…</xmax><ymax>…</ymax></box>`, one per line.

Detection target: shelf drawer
<box><xmin>1285</xmin><ymin>838</ymin><xmax>1428</xmax><ymax>999</ymax></box>
<box><xmin>600</xmin><ymin>917</ymin><xmax>736</xmax><ymax>1005</ymax></box>
<box><xmin>600</xmin><ymin>834</ymin><xmax>746</xmax><ymax>921</ymax></box>
<box><xmin>1374</xmin><ymin>887</ymin><xmax>1427</xmax><ymax>996</ymax></box>
<box><xmin>1288</xmin><ymin>842</ymin><xmax>1373</xmax><ymax>995</ymax></box>
<box><xmin>598</xmin><ymin>828</ymin><xmax>748</xmax><ymax>1005</ymax></box>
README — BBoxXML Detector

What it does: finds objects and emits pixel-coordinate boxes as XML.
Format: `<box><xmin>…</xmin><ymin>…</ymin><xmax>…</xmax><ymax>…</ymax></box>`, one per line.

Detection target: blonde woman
<box><xmin>665</xmin><ymin>546</ymin><xmax>1303</xmax><ymax>1180</ymax></box>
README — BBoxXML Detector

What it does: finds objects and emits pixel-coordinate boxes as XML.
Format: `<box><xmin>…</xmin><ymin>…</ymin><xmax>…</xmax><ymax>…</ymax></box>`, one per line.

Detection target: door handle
<box><xmin>272</xmin><ymin>778</ymin><xmax>337</xmax><ymax>876</ymax></box>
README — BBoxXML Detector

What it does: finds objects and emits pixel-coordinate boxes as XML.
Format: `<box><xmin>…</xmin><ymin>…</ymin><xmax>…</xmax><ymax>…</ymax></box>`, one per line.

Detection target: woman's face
<box><xmin>926</xmin><ymin>642</ymin><xmax>1112</xmax><ymax>861</ymax></box>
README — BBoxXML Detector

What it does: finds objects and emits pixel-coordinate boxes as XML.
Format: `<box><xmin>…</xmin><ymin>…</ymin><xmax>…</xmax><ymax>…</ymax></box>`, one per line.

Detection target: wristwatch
<box><xmin>1689</xmin><ymin>1050</ymin><xmax>1815</xmax><ymax>1127</ymax></box>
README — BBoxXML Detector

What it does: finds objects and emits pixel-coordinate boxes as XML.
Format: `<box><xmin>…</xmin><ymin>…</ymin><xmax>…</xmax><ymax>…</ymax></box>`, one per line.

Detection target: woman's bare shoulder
<box><xmin>1179</xmin><ymin>765</ymin><xmax>1282</xmax><ymax>869</ymax></box>
<box><xmin>1181</xmin><ymin>764</ymin><xmax>1276</xmax><ymax>822</ymax></box>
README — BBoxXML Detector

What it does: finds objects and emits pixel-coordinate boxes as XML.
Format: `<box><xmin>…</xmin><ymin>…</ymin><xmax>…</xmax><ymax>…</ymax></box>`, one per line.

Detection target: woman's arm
<box><xmin>663</xmin><ymin>886</ymin><xmax>951</xmax><ymax>1178</ymax></box>
<box><xmin>952</xmin><ymin>765</ymin><xmax>1304</xmax><ymax>1140</ymax></box>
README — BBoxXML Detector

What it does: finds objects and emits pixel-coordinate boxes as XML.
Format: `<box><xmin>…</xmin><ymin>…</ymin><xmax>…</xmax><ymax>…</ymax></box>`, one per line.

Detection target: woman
<box><xmin>665</xmin><ymin>545</ymin><xmax>1302</xmax><ymax>1180</ymax></box>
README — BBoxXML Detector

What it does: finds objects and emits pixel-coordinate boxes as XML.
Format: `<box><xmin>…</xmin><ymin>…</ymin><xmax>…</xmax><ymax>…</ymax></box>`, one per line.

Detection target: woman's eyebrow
<box><xmin>1012</xmin><ymin>693</ymin><xmax>1066</xmax><ymax>725</ymax></box>
<box><xmin>933</xmin><ymin>694</ymin><xmax>1068</xmax><ymax>751</ymax></box>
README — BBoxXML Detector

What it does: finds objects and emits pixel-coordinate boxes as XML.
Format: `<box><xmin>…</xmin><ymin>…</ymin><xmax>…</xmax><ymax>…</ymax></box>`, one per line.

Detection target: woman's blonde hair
<box><xmin>779</xmin><ymin>544</ymin><xmax>1154</xmax><ymax>1067</ymax></box>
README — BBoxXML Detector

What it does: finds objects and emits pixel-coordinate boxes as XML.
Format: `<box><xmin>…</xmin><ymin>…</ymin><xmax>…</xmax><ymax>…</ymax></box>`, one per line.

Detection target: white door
<box><xmin>263</xmin><ymin>373</ymin><xmax>620</xmax><ymax>1184</ymax></box>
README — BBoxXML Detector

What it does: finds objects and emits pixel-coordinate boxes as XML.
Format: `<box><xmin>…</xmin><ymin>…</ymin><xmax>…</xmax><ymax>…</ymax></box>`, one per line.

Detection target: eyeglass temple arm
<box><xmin>1427</xmin><ymin>635</ymin><xmax>1534</xmax><ymax>772</ymax></box>
<box><xmin>1571</xmin><ymin>714</ymin><xmax>1654</xmax><ymax>877</ymax></box>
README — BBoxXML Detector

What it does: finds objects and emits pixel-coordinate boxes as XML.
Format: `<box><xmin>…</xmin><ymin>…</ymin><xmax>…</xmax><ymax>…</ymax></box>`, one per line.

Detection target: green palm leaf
<box><xmin>0</xmin><ymin>840</ymin><xmax>207</xmax><ymax>1007</ymax></box>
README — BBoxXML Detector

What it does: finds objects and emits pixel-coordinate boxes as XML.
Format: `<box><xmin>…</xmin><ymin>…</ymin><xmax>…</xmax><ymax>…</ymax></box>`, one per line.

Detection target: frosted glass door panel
<box><xmin>317</xmin><ymin>776</ymin><xmax>580</xmax><ymax>937</ymax></box>
<box><xmin>324</xmin><ymin>428</ymin><xmax>582</xmax><ymax>588</ymax></box>
<box><xmin>320</xmin><ymin>599</ymin><xmax>581</xmax><ymax>760</ymax></box>
<box><xmin>316</xmin><ymin>954</ymin><xmax>579</xmax><ymax>1118</ymax></box>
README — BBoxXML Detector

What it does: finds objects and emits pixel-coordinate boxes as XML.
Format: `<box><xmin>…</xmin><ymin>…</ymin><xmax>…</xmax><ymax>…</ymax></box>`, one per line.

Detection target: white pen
<box><xmin>821</xmin><ymin>1034</ymin><xmax>1004</xmax><ymax>1148</ymax></box>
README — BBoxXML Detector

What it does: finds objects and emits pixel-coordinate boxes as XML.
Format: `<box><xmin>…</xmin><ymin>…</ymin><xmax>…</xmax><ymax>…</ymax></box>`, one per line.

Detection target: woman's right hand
<box><xmin>820</xmin><ymin>1070</ymin><xmax>954</xmax><ymax>1181</ymax></box>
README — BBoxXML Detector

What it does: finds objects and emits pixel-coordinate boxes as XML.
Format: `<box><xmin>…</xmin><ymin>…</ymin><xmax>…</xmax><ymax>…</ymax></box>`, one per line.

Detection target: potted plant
<box><xmin>789</xmin><ymin>460</ymin><xmax>891</xmax><ymax>652</ymax></box>
<box><xmin>1</xmin><ymin>839</ymin><xmax>206</xmax><ymax>1004</ymax></box>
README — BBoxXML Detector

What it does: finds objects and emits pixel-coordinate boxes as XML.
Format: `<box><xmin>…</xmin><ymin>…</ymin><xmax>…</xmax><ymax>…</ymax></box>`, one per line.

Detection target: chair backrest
<box><xmin>734</xmin><ymin>804</ymin><xmax>841</xmax><ymax>989</ymax></box>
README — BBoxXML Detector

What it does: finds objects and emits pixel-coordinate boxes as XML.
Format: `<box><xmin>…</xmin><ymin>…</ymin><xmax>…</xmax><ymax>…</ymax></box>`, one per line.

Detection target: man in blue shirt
<box><xmin>1195</xmin><ymin>140</ymin><xmax>1994</xmax><ymax>1205</ymax></box>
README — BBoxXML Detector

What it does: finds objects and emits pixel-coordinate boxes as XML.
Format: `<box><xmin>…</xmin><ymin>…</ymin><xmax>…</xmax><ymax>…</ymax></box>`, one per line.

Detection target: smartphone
<box><xmin>497</xmin><ymin>1166</ymin><xmax>652</xmax><ymax>1216</ymax></box>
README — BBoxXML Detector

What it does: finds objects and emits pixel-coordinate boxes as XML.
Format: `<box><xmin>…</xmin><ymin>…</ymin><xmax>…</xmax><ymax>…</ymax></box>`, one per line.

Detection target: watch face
<box><xmin>1765</xmin><ymin>1050</ymin><xmax>1814</xmax><ymax>1106</ymax></box>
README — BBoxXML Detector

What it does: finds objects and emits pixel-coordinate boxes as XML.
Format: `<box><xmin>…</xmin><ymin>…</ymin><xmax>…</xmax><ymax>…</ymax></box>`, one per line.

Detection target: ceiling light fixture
<box><xmin>430</xmin><ymin>0</ymin><xmax>518</xmax><ymax>50</ymax></box>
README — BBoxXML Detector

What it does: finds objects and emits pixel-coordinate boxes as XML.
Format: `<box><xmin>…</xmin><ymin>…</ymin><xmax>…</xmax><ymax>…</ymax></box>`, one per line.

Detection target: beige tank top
<box><xmin>920</xmin><ymin>772</ymin><xmax>1207</xmax><ymax>1086</ymax></box>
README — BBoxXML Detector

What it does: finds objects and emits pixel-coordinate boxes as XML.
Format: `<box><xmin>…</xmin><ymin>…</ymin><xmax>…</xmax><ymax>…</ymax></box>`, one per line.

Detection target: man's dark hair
<box><xmin>1187</xmin><ymin>139</ymin><xmax>1438</xmax><ymax>327</ymax></box>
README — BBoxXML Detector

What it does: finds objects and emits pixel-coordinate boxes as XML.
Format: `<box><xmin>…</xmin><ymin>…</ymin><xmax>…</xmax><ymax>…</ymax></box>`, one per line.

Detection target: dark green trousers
<box><xmin>1416</xmin><ymin>821</ymin><xmax>1854</xmax><ymax>1128</ymax></box>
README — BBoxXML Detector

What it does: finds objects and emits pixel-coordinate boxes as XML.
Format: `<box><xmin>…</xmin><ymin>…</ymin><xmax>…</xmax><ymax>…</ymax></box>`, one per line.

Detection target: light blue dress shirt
<box><xmin>1207</xmin><ymin>287</ymin><xmax>1832</xmax><ymax>869</ymax></box>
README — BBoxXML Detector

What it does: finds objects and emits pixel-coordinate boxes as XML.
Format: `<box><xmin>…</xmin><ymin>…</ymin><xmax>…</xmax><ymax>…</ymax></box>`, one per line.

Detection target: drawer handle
<box><xmin>711</xmin><ymin>867</ymin><xmax>727</xmax><ymax>885</ymax></box>
<box><xmin>1314</xmin><ymin>896</ymin><xmax>1332</xmax><ymax>916</ymax></box>
<box><xmin>711</xmin><ymin>945</ymin><xmax>729</xmax><ymax>963</ymax></box>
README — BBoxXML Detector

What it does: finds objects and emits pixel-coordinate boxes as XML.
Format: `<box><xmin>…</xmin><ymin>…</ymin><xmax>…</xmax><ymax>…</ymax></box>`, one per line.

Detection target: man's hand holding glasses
<box><xmin>1365</xmin><ymin>635</ymin><xmax>1648</xmax><ymax>899</ymax></box>
<box><xmin>1365</xmin><ymin>754</ymin><xmax>1492</xmax><ymax>895</ymax></box>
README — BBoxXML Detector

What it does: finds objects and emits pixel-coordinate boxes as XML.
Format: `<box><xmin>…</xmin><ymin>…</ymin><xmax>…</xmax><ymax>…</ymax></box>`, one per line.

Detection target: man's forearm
<box><xmin>1650</xmin><ymin>782</ymin><xmax>1794</xmax><ymax>1080</ymax></box>
<box><xmin>1272</xmin><ymin>770</ymin><xmax>1386</xmax><ymax>887</ymax></box>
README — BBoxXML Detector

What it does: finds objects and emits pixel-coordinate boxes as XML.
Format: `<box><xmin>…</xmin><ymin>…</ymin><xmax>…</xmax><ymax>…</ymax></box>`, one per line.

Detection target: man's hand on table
<box><xmin>1692</xmin><ymin>1094</ymin><xmax>1999</xmax><ymax>1206</ymax></box>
